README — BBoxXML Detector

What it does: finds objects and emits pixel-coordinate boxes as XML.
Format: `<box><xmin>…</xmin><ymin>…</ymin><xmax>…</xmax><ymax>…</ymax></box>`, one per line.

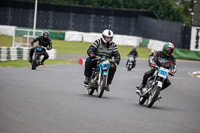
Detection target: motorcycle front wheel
<box><xmin>97</xmin><ymin>75</ymin><xmax>107</xmax><ymax>98</ymax></box>
<box><xmin>31</xmin><ymin>54</ymin><xmax>38</xmax><ymax>70</ymax></box>
<box><xmin>147</xmin><ymin>86</ymin><xmax>161</xmax><ymax>108</ymax></box>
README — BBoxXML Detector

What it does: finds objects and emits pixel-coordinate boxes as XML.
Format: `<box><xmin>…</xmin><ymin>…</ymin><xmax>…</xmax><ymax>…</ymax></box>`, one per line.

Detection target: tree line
<box><xmin>13</xmin><ymin>0</ymin><xmax>193</xmax><ymax>25</ymax></box>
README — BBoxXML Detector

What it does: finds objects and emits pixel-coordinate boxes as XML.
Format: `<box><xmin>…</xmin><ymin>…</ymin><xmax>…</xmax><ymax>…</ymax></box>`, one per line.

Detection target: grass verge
<box><xmin>0</xmin><ymin>59</ymin><xmax>78</xmax><ymax>68</ymax></box>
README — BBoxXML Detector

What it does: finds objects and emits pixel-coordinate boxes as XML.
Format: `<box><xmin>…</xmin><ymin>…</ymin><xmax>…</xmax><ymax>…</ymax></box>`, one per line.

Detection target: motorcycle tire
<box><xmin>31</xmin><ymin>54</ymin><xmax>38</xmax><ymax>70</ymax></box>
<box><xmin>97</xmin><ymin>75</ymin><xmax>107</xmax><ymax>98</ymax></box>
<box><xmin>88</xmin><ymin>87</ymin><xmax>95</xmax><ymax>95</ymax></box>
<box><xmin>147</xmin><ymin>86</ymin><xmax>161</xmax><ymax>108</ymax></box>
<box><xmin>139</xmin><ymin>96</ymin><xmax>146</xmax><ymax>105</ymax></box>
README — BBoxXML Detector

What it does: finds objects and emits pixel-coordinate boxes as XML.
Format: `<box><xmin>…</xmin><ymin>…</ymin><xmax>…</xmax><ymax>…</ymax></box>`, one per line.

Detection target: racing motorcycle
<box><xmin>126</xmin><ymin>55</ymin><xmax>136</xmax><ymax>71</ymax></box>
<box><xmin>31</xmin><ymin>45</ymin><xmax>45</xmax><ymax>70</ymax></box>
<box><xmin>138</xmin><ymin>58</ymin><xmax>175</xmax><ymax>108</ymax></box>
<box><xmin>84</xmin><ymin>56</ymin><xmax>114</xmax><ymax>98</ymax></box>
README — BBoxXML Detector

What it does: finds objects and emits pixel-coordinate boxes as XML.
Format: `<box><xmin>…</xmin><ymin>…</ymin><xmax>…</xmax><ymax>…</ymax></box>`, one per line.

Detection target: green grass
<box><xmin>0</xmin><ymin>35</ymin><xmax>151</xmax><ymax>58</ymax></box>
<box><xmin>0</xmin><ymin>35</ymin><xmax>13</xmax><ymax>47</ymax></box>
<box><xmin>52</xmin><ymin>39</ymin><xmax>151</xmax><ymax>58</ymax></box>
<box><xmin>0</xmin><ymin>59</ymin><xmax>78</xmax><ymax>68</ymax></box>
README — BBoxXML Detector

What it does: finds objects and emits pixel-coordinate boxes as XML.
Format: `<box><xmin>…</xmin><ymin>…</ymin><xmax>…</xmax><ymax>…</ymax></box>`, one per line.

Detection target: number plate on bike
<box><xmin>158</xmin><ymin>67</ymin><xmax>169</xmax><ymax>79</ymax></box>
<box><xmin>37</xmin><ymin>47</ymin><xmax>42</xmax><ymax>51</ymax></box>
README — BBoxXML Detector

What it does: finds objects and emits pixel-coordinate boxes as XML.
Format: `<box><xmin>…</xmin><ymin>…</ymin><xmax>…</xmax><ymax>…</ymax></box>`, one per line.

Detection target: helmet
<box><xmin>43</xmin><ymin>31</ymin><xmax>49</xmax><ymax>39</ymax></box>
<box><xmin>162</xmin><ymin>42</ymin><xmax>174</xmax><ymax>56</ymax></box>
<box><xmin>133</xmin><ymin>47</ymin><xmax>136</xmax><ymax>51</ymax></box>
<box><xmin>102</xmin><ymin>29</ymin><xmax>114</xmax><ymax>44</ymax></box>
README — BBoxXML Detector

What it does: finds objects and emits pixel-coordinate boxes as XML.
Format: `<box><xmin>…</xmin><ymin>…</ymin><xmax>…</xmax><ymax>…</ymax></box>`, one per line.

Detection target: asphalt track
<box><xmin>0</xmin><ymin>57</ymin><xmax>200</xmax><ymax>133</ymax></box>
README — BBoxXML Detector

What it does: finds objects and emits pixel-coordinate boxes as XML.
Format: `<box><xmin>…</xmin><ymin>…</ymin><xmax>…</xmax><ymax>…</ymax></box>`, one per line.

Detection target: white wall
<box><xmin>65</xmin><ymin>31</ymin><xmax>142</xmax><ymax>47</ymax></box>
<box><xmin>0</xmin><ymin>25</ymin><xmax>16</xmax><ymax>36</ymax></box>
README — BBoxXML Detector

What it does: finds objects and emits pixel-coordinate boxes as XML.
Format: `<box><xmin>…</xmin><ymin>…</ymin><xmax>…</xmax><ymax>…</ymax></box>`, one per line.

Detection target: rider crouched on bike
<box><xmin>136</xmin><ymin>42</ymin><xmax>176</xmax><ymax>95</ymax></box>
<box><xmin>84</xmin><ymin>29</ymin><xmax>121</xmax><ymax>91</ymax></box>
<box><xmin>126</xmin><ymin>47</ymin><xmax>138</xmax><ymax>67</ymax></box>
<box><xmin>29</xmin><ymin>31</ymin><xmax>52</xmax><ymax>65</ymax></box>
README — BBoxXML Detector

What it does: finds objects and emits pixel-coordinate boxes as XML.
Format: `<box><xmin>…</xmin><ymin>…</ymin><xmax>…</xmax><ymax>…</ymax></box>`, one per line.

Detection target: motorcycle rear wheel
<box><xmin>139</xmin><ymin>96</ymin><xmax>146</xmax><ymax>105</ymax></box>
<box><xmin>88</xmin><ymin>87</ymin><xmax>95</xmax><ymax>95</ymax></box>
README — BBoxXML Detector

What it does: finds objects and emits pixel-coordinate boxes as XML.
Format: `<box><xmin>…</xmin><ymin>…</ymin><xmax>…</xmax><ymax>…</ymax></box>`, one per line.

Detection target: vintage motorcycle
<box><xmin>138</xmin><ymin>58</ymin><xmax>175</xmax><ymax>108</ymax></box>
<box><xmin>31</xmin><ymin>45</ymin><xmax>45</xmax><ymax>70</ymax></box>
<box><xmin>126</xmin><ymin>55</ymin><xmax>136</xmax><ymax>71</ymax></box>
<box><xmin>84</xmin><ymin>56</ymin><xmax>115</xmax><ymax>98</ymax></box>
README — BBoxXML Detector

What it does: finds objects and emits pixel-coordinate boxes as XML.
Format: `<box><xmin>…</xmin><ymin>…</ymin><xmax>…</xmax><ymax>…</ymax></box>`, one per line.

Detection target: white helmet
<box><xmin>102</xmin><ymin>29</ymin><xmax>114</xmax><ymax>44</ymax></box>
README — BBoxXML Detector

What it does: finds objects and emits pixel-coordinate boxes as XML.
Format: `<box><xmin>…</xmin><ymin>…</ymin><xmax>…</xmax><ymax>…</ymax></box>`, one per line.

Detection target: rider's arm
<box><xmin>87</xmin><ymin>40</ymin><xmax>99</xmax><ymax>57</ymax></box>
<box><xmin>170</xmin><ymin>55</ymin><xmax>177</xmax><ymax>73</ymax></box>
<box><xmin>112</xmin><ymin>43</ymin><xmax>121</xmax><ymax>65</ymax></box>
<box><xmin>135</xmin><ymin>51</ymin><xmax>138</xmax><ymax>58</ymax></box>
<box><xmin>31</xmin><ymin>36</ymin><xmax>40</xmax><ymax>46</ymax></box>
<box><xmin>48</xmin><ymin>39</ymin><xmax>52</xmax><ymax>50</ymax></box>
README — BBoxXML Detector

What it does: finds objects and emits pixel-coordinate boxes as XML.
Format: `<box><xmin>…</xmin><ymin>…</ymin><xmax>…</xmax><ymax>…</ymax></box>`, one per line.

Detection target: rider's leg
<box><xmin>162</xmin><ymin>78</ymin><xmax>171</xmax><ymax>91</ymax></box>
<box><xmin>29</xmin><ymin>48</ymin><xmax>34</xmax><ymax>62</ymax></box>
<box><xmin>41</xmin><ymin>50</ymin><xmax>49</xmax><ymax>65</ymax></box>
<box><xmin>84</xmin><ymin>57</ymin><xmax>96</xmax><ymax>84</ymax></box>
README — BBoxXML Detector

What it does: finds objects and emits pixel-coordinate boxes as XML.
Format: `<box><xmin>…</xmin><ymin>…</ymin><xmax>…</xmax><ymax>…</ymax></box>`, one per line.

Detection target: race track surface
<box><xmin>0</xmin><ymin>58</ymin><xmax>200</xmax><ymax>133</ymax></box>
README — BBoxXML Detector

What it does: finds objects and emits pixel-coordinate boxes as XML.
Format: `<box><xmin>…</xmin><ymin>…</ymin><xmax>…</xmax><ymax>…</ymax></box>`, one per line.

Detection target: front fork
<box><xmin>98</xmin><ymin>68</ymin><xmax>109</xmax><ymax>85</ymax></box>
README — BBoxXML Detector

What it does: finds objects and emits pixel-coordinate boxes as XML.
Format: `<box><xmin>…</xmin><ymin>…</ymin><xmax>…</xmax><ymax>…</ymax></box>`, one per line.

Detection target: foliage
<box><xmin>12</xmin><ymin>0</ymin><xmax>193</xmax><ymax>25</ymax></box>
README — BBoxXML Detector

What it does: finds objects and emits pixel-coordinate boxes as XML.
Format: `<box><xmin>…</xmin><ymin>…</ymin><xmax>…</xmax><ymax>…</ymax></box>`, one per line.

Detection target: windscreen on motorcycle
<box><xmin>157</xmin><ymin>58</ymin><xmax>172</xmax><ymax>68</ymax></box>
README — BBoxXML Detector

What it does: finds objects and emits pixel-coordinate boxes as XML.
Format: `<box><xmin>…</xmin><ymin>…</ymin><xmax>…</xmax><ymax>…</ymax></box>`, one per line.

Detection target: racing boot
<box><xmin>105</xmin><ymin>84</ymin><xmax>110</xmax><ymax>91</ymax></box>
<box><xmin>84</xmin><ymin>77</ymin><xmax>90</xmax><ymax>85</ymax></box>
<box><xmin>28</xmin><ymin>58</ymin><xmax>32</xmax><ymax>63</ymax></box>
<box><xmin>40</xmin><ymin>61</ymin><xmax>44</xmax><ymax>65</ymax></box>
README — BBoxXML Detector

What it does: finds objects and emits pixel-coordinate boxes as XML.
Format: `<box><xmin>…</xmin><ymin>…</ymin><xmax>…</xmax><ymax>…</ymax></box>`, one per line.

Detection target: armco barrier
<box><xmin>0</xmin><ymin>47</ymin><xmax>57</xmax><ymax>61</ymax></box>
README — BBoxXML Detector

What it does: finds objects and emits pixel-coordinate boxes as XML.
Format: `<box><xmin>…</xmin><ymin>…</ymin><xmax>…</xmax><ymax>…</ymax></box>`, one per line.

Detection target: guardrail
<box><xmin>0</xmin><ymin>47</ymin><xmax>56</xmax><ymax>61</ymax></box>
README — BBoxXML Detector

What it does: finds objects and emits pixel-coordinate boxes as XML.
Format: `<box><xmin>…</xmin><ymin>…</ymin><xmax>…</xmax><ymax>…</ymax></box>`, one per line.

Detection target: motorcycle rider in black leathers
<box><xmin>126</xmin><ymin>47</ymin><xmax>138</xmax><ymax>67</ymax></box>
<box><xmin>136</xmin><ymin>42</ymin><xmax>176</xmax><ymax>97</ymax></box>
<box><xmin>84</xmin><ymin>29</ymin><xmax>121</xmax><ymax>91</ymax></box>
<box><xmin>128</xmin><ymin>47</ymin><xmax>138</xmax><ymax>57</ymax></box>
<box><xmin>29</xmin><ymin>31</ymin><xmax>52</xmax><ymax>65</ymax></box>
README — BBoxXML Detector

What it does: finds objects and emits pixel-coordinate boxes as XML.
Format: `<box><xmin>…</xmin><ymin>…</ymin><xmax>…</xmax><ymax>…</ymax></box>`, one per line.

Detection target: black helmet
<box><xmin>133</xmin><ymin>47</ymin><xmax>136</xmax><ymax>51</ymax></box>
<box><xmin>43</xmin><ymin>31</ymin><xmax>49</xmax><ymax>38</ymax></box>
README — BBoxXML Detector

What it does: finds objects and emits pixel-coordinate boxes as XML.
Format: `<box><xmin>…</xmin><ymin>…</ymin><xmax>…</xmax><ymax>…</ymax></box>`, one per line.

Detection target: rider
<box><xmin>29</xmin><ymin>31</ymin><xmax>52</xmax><ymax>65</ymax></box>
<box><xmin>128</xmin><ymin>47</ymin><xmax>138</xmax><ymax>57</ymax></box>
<box><xmin>126</xmin><ymin>47</ymin><xmax>138</xmax><ymax>67</ymax></box>
<box><xmin>84</xmin><ymin>29</ymin><xmax>121</xmax><ymax>91</ymax></box>
<box><xmin>136</xmin><ymin>42</ymin><xmax>176</xmax><ymax>95</ymax></box>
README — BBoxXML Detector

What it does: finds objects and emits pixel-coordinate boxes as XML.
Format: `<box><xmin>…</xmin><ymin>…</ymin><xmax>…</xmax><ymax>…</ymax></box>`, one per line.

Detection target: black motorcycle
<box><xmin>31</xmin><ymin>46</ymin><xmax>45</xmax><ymax>70</ymax></box>
<box><xmin>126</xmin><ymin>55</ymin><xmax>136</xmax><ymax>71</ymax></box>
<box><xmin>138</xmin><ymin>58</ymin><xmax>175</xmax><ymax>108</ymax></box>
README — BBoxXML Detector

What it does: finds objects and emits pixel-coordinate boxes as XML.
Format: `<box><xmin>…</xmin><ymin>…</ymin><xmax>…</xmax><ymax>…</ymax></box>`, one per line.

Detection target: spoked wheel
<box><xmin>97</xmin><ymin>75</ymin><xmax>107</xmax><ymax>98</ymax></box>
<box><xmin>147</xmin><ymin>86</ymin><xmax>161</xmax><ymax>108</ymax></box>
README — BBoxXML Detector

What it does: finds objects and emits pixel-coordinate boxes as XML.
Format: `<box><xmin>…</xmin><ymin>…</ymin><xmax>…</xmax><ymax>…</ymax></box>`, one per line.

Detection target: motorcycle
<box><xmin>84</xmin><ymin>56</ymin><xmax>114</xmax><ymax>98</ymax></box>
<box><xmin>126</xmin><ymin>55</ymin><xmax>136</xmax><ymax>71</ymax></box>
<box><xmin>31</xmin><ymin>45</ymin><xmax>45</xmax><ymax>70</ymax></box>
<box><xmin>138</xmin><ymin>58</ymin><xmax>175</xmax><ymax>108</ymax></box>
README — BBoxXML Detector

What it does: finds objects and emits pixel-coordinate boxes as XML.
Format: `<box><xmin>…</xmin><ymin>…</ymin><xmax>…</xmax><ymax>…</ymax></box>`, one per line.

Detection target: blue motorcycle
<box><xmin>85</xmin><ymin>56</ymin><xmax>113</xmax><ymax>98</ymax></box>
<box><xmin>126</xmin><ymin>55</ymin><xmax>136</xmax><ymax>71</ymax></box>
